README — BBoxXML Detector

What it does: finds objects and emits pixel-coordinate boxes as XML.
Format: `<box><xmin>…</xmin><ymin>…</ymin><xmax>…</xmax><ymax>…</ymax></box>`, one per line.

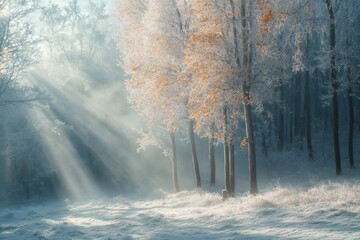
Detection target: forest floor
<box><xmin>1</xmin><ymin>132</ymin><xmax>360</xmax><ymax>240</ymax></box>
<box><xmin>1</xmin><ymin>165</ymin><xmax>360</xmax><ymax>240</ymax></box>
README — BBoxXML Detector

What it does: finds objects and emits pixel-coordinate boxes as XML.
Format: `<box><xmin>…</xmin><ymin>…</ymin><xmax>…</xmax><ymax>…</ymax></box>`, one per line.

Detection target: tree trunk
<box><xmin>189</xmin><ymin>120</ymin><xmax>201</xmax><ymax>187</ymax></box>
<box><xmin>229</xmin><ymin>142</ymin><xmax>235</xmax><ymax>196</ymax></box>
<box><xmin>223</xmin><ymin>107</ymin><xmax>230</xmax><ymax>196</ymax></box>
<box><xmin>241</xmin><ymin>0</ymin><xmax>258</xmax><ymax>194</ymax></box>
<box><xmin>170</xmin><ymin>133</ymin><xmax>179</xmax><ymax>192</ymax></box>
<box><xmin>325</xmin><ymin>0</ymin><xmax>341</xmax><ymax>175</ymax></box>
<box><xmin>209</xmin><ymin>136</ymin><xmax>216</xmax><ymax>186</ymax></box>
<box><xmin>223</xmin><ymin>142</ymin><xmax>230</xmax><ymax>195</ymax></box>
<box><xmin>347</xmin><ymin>69</ymin><xmax>354</xmax><ymax>168</ymax></box>
<box><xmin>294</xmin><ymin>74</ymin><xmax>304</xmax><ymax>150</ymax></box>
<box><xmin>243</xmin><ymin>87</ymin><xmax>258</xmax><ymax>194</ymax></box>
<box><xmin>305</xmin><ymin>70</ymin><xmax>314</xmax><ymax>160</ymax></box>
<box><xmin>345</xmin><ymin>6</ymin><xmax>355</xmax><ymax>168</ymax></box>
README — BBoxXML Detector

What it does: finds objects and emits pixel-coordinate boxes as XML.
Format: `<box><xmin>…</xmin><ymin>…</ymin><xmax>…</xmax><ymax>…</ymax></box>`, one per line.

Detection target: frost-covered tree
<box><xmin>117</xmin><ymin>0</ymin><xmax>360</xmax><ymax>195</ymax></box>
<box><xmin>323</xmin><ymin>0</ymin><xmax>341</xmax><ymax>175</ymax></box>
<box><xmin>0</xmin><ymin>0</ymin><xmax>43</xmax><ymax>201</ymax></box>
<box><xmin>118</xmin><ymin>0</ymin><xmax>188</xmax><ymax>192</ymax></box>
<box><xmin>184</xmin><ymin>0</ymin><xmax>243</xmax><ymax>197</ymax></box>
<box><xmin>0</xmin><ymin>0</ymin><xmax>40</xmax><ymax>103</ymax></box>
<box><xmin>338</xmin><ymin>0</ymin><xmax>360</xmax><ymax>169</ymax></box>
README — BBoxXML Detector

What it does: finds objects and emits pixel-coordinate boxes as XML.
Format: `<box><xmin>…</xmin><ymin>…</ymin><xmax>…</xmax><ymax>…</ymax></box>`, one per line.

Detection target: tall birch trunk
<box><xmin>189</xmin><ymin>120</ymin><xmax>201</xmax><ymax>187</ymax></box>
<box><xmin>170</xmin><ymin>133</ymin><xmax>179</xmax><ymax>192</ymax></box>
<box><xmin>229</xmin><ymin>142</ymin><xmax>235</xmax><ymax>196</ymax></box>
<box><xmin>223</xmin><ymin>107</ymin><xmax>230</xmax><ymax>196</ymax></box>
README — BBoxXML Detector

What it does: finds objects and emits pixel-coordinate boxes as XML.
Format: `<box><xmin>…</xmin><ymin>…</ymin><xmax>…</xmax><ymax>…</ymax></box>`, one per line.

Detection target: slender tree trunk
<box><xmin>223</xmin><ymin>107</ymin><xmax>230</xmax><ymax>197</ymax></box>
<box><xmin>209</xmin><ymin>135</ymin><xmax>216</xmax><ymax>186</ymax></box>
<box><xmin>345</xmin><ymin>6</ymin><xmax>355</xmax><ymax>168</ymax></box>
<box><xmin>305</xmin><ymin>70</ymin><xmax>314</xmax><ymax>160</ymax></box>
<box><xmin>325</xmin><ymin>0</ymin><xmax>341</xmax><ymax>175</ymax></box>
<box><xmin>304</xmin><ymin>37</ymin><xmax>314</xmax><ymax>160</ymax></box>
<box><xmin>294</xmin><ymin>74</ymin><xmax>304</xmax><ymax>150</ymax></box>
<box><xmin>223</xmin><ymin>142</ymin><xmax>230</xmax><ymax>198</ymax></box>
<box><xmin>170</xmin><ymin>133</ymin><xmax>179</xmax><ymax>192</ymax></box>
<box><xmin>243</xmin><ymin>87</ymin><xmax>258</xmax><ymax>194</ymax></box>
<box><xmin>347</xmin><ymin>69</ymin><xmax>354</xmax><ymax>168</ymax></box>
<box><xmin>229</xmin><ymin>142</ymin><xmax>235</xmax><ymax>196</ymax></box>
<box><xmin>189</xmin><ymin>120</ymin><xmax>201</xmax><ymax>187</ymax></box>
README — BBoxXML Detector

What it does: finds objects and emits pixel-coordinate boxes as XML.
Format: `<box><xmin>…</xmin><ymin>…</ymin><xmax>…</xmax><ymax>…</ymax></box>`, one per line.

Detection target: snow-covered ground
<box><xmin>1</xmin><ymin>179</ymin><xmax>360</xmax><ymax>239</ymax></box>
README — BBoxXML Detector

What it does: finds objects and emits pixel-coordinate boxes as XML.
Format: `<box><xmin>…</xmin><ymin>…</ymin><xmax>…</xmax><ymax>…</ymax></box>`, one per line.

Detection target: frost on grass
<box><xmin>1</xmin><ymin>181</ymin><xmax>360</xmax><ymax>240</ymax></box>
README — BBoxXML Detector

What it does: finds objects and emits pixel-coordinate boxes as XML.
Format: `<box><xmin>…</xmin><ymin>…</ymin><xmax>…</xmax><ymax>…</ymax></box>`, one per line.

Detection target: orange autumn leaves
<box><xmin>121</xmin><ymin>0</ymin><xmax>290</xmax><ymax>143</ymax></box>
<box><xmin>185</xmin><ymin>1</ymin><xmax>251</xmax><ymax>141</ymax></box>
<box><xmin>256</xmin><ymin>0</ymin><xmax>288</xmax><ymax>56</ymax></box>
<box><xmin>258</xmin><ymin>4</ymin><xmax>274</xmax><ymax>35</ymax></box>
<box><xmin>184</xmin><ymin>1</ymin><xmax>232</xmax><ymax>139</ymax></box>
<box><xmin>257</xmin><ymin>0</ymin><xmax>287</xmax><ymax>34</ymax></box>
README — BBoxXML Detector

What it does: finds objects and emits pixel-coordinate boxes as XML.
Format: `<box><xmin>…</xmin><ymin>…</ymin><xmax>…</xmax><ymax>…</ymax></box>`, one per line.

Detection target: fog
<box><xmin>1</xmin><ymin>0</ymin><xmax>360</xmax><ymax>239</ymax></box>
<box><xmin>0</xmin><ymin>0</ymin><xmax>359</xmax><ymax>203</ymax></box>
<box><xmin>0</xmin><ymin>0</ymin><xmax>227</xmax><ymax>203</ymax></box>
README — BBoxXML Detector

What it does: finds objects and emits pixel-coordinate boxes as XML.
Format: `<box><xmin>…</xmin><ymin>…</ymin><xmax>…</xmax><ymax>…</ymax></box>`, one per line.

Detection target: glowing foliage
<box><xmin>185</xmin><ymin>0</ymin><xmax>241</xmax><ymax>142</ymax></box>
<box><xmin>118</xmin><ymin>0</ymin><xmax>191</xmax><ymax>162</ymax></box>
<box><xmin>119</xmin><ymin>0</ymin><xmax>317</xmax><ymax>147</ymax></box>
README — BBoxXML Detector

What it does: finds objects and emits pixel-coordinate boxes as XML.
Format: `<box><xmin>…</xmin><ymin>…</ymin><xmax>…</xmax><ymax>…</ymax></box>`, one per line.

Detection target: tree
<box><xmin>185</xmin><ymin>0</ymin><xmax>242</xmax><ymax>197</ymax></box>
<box><xmin>324</xmin><ymin>0</ymin><xmax>341</xmax><ymax>175</ymax></box>
<box><xmin>0</xmin><ymin>0</ymin><xmax>42</xmax><ymax>200</ymax></box>
<box><xmin>0</xmin><ymin>0</ymin><xmax>40</xmax><ymax>103</ymax></box>
<box><xmin>185</xmin><ymin>0</ymin><xmax>294</xmax><ymax>196</ymax></box>
<box><xmin>119</xmin><ymin>0</ymin><xmax>199</xmax><ymax>192</ymax></box>
<box><xmin>341</xmin><ymin>1</ymin><xmax>357</xmax><ymax>168</ymax></box>
<box><xmin>239</xmin><ymin>0</ymin><xmax>258</xmax><ymax>194</ymax></box>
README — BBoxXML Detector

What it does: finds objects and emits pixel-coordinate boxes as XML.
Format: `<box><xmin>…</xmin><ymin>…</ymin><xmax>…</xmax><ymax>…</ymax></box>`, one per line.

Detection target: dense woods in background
<box><xmin>119</xmin><ymin>0</ymin><xmax>360</xmax><ymax>197</ymax></box>
<box><xmin>0</xmin><ymin>0</ymin><xmax>134</xmax><ymax>203</ymax></box>
<box><xmin>0</xmin><ymin>0</ymin><xmax>359</xmax><ymax>203</ymax></box>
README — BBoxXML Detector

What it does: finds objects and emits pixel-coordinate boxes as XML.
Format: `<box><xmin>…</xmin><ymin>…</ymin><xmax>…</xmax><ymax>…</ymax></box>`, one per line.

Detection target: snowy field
<box><xmin>1</xmin><ymin>180</ymin><xmax>360</xmax><ymax>239</ymax></box>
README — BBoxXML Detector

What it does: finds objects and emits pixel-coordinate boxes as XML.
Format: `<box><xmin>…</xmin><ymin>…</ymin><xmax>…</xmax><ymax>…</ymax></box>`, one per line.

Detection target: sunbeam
<box><xmin>34</xmin><ymin>109</ymin><xmax>101</xmax><ymax>199</ymax></box>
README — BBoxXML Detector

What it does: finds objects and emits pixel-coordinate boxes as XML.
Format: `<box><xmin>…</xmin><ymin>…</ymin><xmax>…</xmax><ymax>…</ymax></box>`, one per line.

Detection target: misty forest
<box><xmin>1</xmin><ymin>0</ymin><xmax>360</xmax><ymax>239</ymax></box>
